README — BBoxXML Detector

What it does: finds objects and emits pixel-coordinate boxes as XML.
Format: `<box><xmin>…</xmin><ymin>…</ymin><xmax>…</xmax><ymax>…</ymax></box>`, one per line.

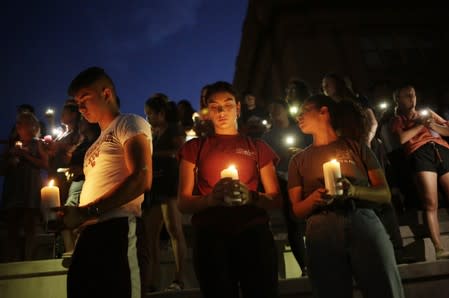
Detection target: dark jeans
<box><xmin>67</xmin><ymin>216</ymin><xmax>142</xmax><ymax>298</ymax></box>
<box><xmin>279</xmin><ymin>177</ymin><xmax>307</xmax><ymax>271</ymax></box>
<box><xmin>193</xmin><ymin>223</ymin><xmax>278</xmax><ymax>298</ymax></box>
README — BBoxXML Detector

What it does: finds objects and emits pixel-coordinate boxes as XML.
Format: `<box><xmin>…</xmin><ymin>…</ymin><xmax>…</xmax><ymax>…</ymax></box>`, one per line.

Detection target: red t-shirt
<box><xmin>391</xmin><ymin>111</ymin><xmax>449</xmax><ymax>156</ymax></box>
<box><xmin>178</xmin><ymin>134</ymin><xmax>279</xmax><ymax>233</ymax></box>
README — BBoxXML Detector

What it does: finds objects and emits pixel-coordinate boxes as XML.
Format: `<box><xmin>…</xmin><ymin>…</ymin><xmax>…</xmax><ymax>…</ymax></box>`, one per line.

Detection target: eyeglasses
<box><xmin>207</xmin><ymin>103</ymin><xmax>236</xmax><ymax>113</ymax></box>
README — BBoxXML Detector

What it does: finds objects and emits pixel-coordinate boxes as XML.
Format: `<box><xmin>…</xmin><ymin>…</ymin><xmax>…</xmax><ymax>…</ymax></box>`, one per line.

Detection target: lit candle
<box><xmin>220</xmin><ymin>165</ymin><xmax>241</xmax><ymax>205</ymax></box>
<box><xmin>322</xmin><ymin>159</ymin><xmax>343</xmax><ymax>196</ymax></box>
<box><xmin>15</xmin><ymin>141</ymin><xmax>23</xmax><ymax>148</ymax></box>
<box><xmin>220</xmin><ymin>164</ymin><xmax>239</xmax><ymax>180</ymax></box>
<box><xmin>43</xmin><ymin>135</ymin><xmax>53</xmax><ymax>143</ymax></box>
<box><xmin>40</xmin><ymin>179</ymin><xmax>60</xmax><ymax>221</ymax></box>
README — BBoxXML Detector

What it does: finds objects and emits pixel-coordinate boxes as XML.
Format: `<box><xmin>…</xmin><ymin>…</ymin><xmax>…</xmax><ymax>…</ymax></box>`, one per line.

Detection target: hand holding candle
<box><xmin>323</xmin><ymin>159</ymin><xmax>343</xmax><ymax>196</ymax></box>
<box><xmin>219</xmin><ymin>164</ymin><xmax>242</xmax><ymax>205</ymax></box>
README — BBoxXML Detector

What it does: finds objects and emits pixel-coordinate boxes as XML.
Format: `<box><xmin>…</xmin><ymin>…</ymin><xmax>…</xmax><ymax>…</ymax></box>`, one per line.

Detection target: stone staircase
<box><xmin>1</xmin><ymin>208</ymin><xmax>449</xmax><ymax>298</ymax></box>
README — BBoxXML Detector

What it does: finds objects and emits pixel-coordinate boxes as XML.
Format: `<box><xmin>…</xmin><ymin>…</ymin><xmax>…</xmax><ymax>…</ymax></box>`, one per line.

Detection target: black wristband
<box><xmin>87</xmin><ymin>205</ymin><xmax>101</xmax><ymax>217</ymax></box>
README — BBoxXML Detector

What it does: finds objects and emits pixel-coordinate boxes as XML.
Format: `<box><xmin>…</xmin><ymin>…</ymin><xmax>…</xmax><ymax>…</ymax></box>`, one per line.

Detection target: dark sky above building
<box><xmin>0</xmin><ymin>0</ymin><xmax>247</xmax><ymax>139</ymax></box>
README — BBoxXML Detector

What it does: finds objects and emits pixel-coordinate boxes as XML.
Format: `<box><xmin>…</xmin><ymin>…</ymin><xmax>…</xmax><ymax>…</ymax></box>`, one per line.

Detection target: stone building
<box><xmin>233</xmin><ymin>0</ymin><xmax>449</xmax><ymax>110</ymax></box>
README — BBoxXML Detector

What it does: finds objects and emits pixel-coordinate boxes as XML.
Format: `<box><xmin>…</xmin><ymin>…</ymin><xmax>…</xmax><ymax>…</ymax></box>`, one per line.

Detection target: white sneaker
<box><xmin>435</xmin><ymin>248</ymin><xmax>449</xmax><ymax>260</ymax></box>
<box><xmin>165</xmin><ymin>280</ymin><xmax>184</xmax><ymax>291</ymax></box>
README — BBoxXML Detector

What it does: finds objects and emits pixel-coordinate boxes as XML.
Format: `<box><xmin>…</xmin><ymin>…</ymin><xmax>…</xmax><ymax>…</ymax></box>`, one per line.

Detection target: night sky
<box><xmin>1</xmin><ymin>0</ymin><xmax>247</xmax><ymax>139</ymax></box>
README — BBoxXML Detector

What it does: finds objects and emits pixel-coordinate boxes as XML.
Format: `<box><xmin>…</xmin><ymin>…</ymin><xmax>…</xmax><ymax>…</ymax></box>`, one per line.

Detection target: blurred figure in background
<box><xmin>193</xmin><ymin>84</ymin><xmax>214</xmax><ymax>137</ymax></box>
<box><xmin>46</xmin><ymin>99</ymin><xmax>81</xmax><ymax>206</ymax></box>
<box><xmin>262</xmin><ymin>99</ymin><xmax>311</xmax><ymax>276</ymax></box>
<box><xmin>239</xmin><ymin>91</ymin><xmax>268</xmax><ymax>138</ymax></box>
<box><xmin>321</xmin><ymin>72</ymin><xmax>377</xmax><ymax>148</ymax></box>
<box><xmin>284</xmin><ymin>78</ymin><xmax>312</xmax><ymax>109</ymax></box>
<box><xmin>391</xmin><ymin>84</ymin><xmax>449</xmax><ymax>259</ymax></box>
<box><xmin>177</xmin><ymin>99</ymin><xmax>195</xmax><ymax>134</ymax></box>
<box><xmin>1</xmin><ymin>112</ymin><xmax>48</xmax><ymax>261</ymax></box>
<box><xmin>61</xmin><ymin>117</ymin><xmax>101</xmax><ymax>264</ymax></box>
<box><xmin>143</xmin><ymin>93</ymin><xmax>187</xmax><ymax>292</ymax></box>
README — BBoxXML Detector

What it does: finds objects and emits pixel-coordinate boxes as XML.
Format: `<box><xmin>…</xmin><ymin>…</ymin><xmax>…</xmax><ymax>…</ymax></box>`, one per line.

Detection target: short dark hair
<box><xmin>204</xmin><ymin>81</ymin><xmax>240</xmax><ymax>104</ymax></box>
<box><xmin>67</xmin><ymin>66</ymin><xmax>115</xmax><ymax>97</ymax></box>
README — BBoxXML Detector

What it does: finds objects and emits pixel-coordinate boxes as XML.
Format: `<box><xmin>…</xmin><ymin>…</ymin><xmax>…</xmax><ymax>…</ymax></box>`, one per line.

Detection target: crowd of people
<box><xmin>1</xmin><ymin>67</ymin><xmax>449</xmax><ymax>298</ymax></box>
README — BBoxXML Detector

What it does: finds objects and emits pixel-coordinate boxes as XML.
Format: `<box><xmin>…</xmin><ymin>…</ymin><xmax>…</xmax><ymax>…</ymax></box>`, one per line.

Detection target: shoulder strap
<box><xmin>192</xmin><ymin>137</ymin><xmax>206</xmax><ymax>195</ymax></box>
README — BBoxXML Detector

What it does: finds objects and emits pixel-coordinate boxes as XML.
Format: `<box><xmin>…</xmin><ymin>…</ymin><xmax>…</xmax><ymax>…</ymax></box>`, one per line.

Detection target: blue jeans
<box><xmin>306</xmin><ymin>208</ymin><xmax>404</xmax><ymax>298</ymax></box>
<box><xmin>65</xmin><ymin>180</ymin><xmax>84</xmax><ymax>207</ymax></box>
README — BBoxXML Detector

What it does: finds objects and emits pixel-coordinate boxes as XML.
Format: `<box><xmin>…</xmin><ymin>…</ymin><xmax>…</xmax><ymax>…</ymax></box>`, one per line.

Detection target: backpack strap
<box><xmin>192</xmin><ymin>137</ymin><xmax>206</xmax><ymax>195</ymax></box>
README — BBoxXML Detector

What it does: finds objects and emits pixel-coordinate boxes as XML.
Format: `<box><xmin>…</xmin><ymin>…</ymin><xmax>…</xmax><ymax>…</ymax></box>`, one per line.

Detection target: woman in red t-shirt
<box><xmin>178</xmin><ymin>81</ymin><xmax>281</xmax><ymax>298</ymax></box>
<box><xmin>391</xmin><ymin>84</ymin><xmax>449</xmax><ymax>259</ymax></box>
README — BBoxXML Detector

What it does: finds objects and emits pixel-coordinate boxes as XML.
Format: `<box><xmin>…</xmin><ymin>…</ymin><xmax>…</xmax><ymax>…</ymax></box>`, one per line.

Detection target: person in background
<box><xmin>60</xmin><ymin>116</ymin><xmax>101</xmax><ymax>266</ymax></box>
<box><xmin>288</xmin><ymin>94</ymin><xmax>404</xmax><ymax>298</ymax></box>
<box><xmin>57</xmin><ymin>66</ymin><xmax>153</xmax><ymax>298</ymax></box>
<box><xmin>321</xmin><ymin>72</ymin><xmax>377</xmax><ymax>148</ymax></box>
<box><xmin>142</xmin><ymin>93</ymin><xmax>187</xmax><ymax>292</ymax></box>
<box><xmin>1</xmin><ymin>112</ymin><xmax>48</xmax><ymax>261</ymax></box>
<box><xmin>262</xmin><ymin>99</ymin><xmax>311</xmax><ymax>276</ymax></box>
<box><xmin>47</xmin><ymin>99</ymin><xmax>81</xmax><ymax>206</ymax></box>
<box><xmin>239</xmin><ymin>92</ymin><xmax>268</xmax><ymax>137</ymax></box>
<box><xmin>193</xmin><ymin>84</ymin><xmax>214</xmax><ymax>137</ymax></box>
<box><xmin>284</xmin><ymin>77</ymin><xmax>312</xmax><ymax>109</ymax></box>
<box><xmin>391</xmin><ymin>83</ymin><xmax>449</xmax><ymax>259</ymax></box>
<box><xmin>178</xmin><ymin>81</ymin><xmax>281</xmax><ymax>298</ymax></box>
<box><xmin>7</xmin><ymin>104</ymin><xmax>47</xmax><ymax>147</ymax></box>
<box><xmin>177</xmin><ymin>99</ymin><xmax>195</xmax><ymax>134</ymax></box>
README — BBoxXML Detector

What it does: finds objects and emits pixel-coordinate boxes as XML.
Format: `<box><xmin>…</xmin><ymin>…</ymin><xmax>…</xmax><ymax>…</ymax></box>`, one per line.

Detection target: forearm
<box><xmin>291</xmin><ymin>198</ymin><xmax>317</xmax><ymax>219</ymax></box>
<box><xmin>252</xmin><ymin>191</ymin><xmax>282</xmax><ymax>210</ymax></box>
<box><xmin>177</xmin><ymin>193</ymin><xmax>211</xmax><ymax>214</ymax></box>
<box><xmin>351</xmin><ymin>185</ymin><xmax>391</xmax><ymax>204</ymax></box>
<box><xmin>429</xmin><ymin>123</ymin><xmax>449</xmax><ymax>136</ymax></box>
<box><xmin>399</xmin><ymin>124</ymin><xmax>424</xmax><ymax>144</ymax></box>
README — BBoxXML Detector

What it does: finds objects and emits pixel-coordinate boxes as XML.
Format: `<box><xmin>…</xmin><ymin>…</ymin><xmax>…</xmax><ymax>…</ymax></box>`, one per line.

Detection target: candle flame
<box><xmin>48</xmin><ymin>179</ymin><xmax>55</xmax><ymax>187</ymax></box>
<box><xmin>331</xmin><ymin>159</ymin><xmax>337</xmax><ymax>163</ymax></box>
<box><xmin>228</xmin><ymin>164</ymin><xmax>237</xmax><ymax>170</ymax></box>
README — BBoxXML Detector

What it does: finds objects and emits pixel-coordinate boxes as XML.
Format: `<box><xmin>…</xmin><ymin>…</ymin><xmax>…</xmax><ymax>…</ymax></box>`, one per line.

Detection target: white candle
<box><xmin>40</xmin><ymin>179</ymin><xmax>60</xmax><ymax>221</ymax></box>
<box><xmin>220</xmin><ymin>164</ymin><xmax>239</xmax><ymax>180</ymax></box>
<box><xmin>15</xmin><ymin>141</ymin><xmax>23</xmax><ymax>148</ymax></box>
<box><xmin>323</xmin><ymin>159</ymin><xmax>343</xmax><ymax>196</ymax></box>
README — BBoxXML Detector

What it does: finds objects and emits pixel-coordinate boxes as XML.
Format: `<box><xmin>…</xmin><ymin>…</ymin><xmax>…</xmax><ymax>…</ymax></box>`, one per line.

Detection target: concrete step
<box><xmin>1</xmin><ymin>259</ymin><xmax>448</xmax><ymax>298</ymax></box>
<box><xmin>147</xmin><ymin>260</ymin><xmax>449</xmax><ymax>298</ymax></box>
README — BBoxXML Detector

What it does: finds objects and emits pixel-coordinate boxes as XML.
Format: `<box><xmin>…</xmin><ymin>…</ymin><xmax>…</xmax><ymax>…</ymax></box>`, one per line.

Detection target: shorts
<box><xmin>409</xmin><ymin>142</ymin><xmax>449</xmax><ymax>176</ymax></box>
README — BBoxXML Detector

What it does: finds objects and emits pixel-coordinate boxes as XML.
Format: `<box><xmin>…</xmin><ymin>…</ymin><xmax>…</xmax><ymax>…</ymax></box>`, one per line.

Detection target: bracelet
<box><xmin>87</xmin><ymin>205</ymin><xmax>101</xmax><ymax>217</ymax></box>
